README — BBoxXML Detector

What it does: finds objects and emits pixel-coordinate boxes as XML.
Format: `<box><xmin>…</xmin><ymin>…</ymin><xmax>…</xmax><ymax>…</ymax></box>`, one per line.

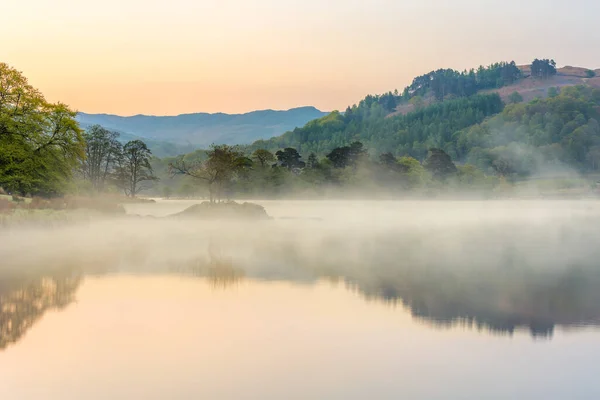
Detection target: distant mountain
<box><xmin>76</xmin><ymin>106</ymin><xmax>327</xmax><ymax>151</ymax></box>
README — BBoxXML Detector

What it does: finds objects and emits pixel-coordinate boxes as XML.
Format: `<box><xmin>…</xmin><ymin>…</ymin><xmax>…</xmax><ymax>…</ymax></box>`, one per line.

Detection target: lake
<box><xmin>1</xmin><ymin>200</ymin><xmax>600</xmax><ymax>399</ymax></box>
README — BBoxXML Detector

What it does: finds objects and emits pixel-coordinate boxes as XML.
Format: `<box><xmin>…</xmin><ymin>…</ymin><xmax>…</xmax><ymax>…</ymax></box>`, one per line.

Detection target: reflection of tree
<box><xmin>0</xmin><ymin>269</ymin><xmax>82</xmax><ymax>350</ymax></box>
<box><xmin>342</xmin><ymin>261</ymin><xmax>600</xmax><ymax>338</ymax></box>
<box><xmin>172</xmin><ymin>239</ymin><xmax>245</xmax><ymax>289</ymax></box>
<box><xmin>241</xmin><ymin>230</ymin><xmax>600</xmax><ymax>338</ymax></box>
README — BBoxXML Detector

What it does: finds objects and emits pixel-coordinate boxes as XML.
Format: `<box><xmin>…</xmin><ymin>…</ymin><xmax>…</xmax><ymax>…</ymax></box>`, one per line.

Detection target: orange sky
<box><xmin>2</xmin><ymin>0</ymin><xmax>599</xmax><ymax>115</ymax></box>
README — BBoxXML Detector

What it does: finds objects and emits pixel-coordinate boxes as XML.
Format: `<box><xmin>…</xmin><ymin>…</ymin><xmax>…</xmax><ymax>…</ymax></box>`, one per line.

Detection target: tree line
<box><xmin>2</xmin><ymin>57</ymin><xmax>584</xmax><ymax>200</ymax></box>
<box><xmin>159</xmin><ymin>84</ymin><xmax>600</xmax><ymax>200</ymax></box>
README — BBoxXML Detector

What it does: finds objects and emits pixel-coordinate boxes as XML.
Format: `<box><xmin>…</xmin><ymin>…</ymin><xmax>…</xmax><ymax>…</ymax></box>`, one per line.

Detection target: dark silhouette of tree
<box><xmin>406</xmin><ymin>61</ymin><xmax>521</xmax><ymax>101</ymax></box>
<box><xmin>423</xmin><ymin>148</ymin><xmax>457</xmax><ymax>180</ymax></box>
<box><xmin>326</xmin><ymin>141</ymin><xmax>366</xmax><ymax>169</ymax></box>
<box><xmin>275</xmin><ymin>148</ymin><xmax>305</xmax><ymax>170</ymax></box>
<box><xmin>531</xmin><ymin>59</ymin><xmax>557</xmax><ymax>79</ymax></box>
<box><xmin>115</xmin><ymin>140</ymin><xmax>158</xmax><ymax>197</ymax></box>
<box><xmin>251</xmin><ymin>149</ymin><xmax>275</xmax><ymax>168</ymax></box>
<box><xmin>307</xmin><ymin>153</ymin><xmax>318</xmax><ymax>169</ymax></box>
<box><xmin>379</xmin><ymin>152</ymin><xmax>398</xmax><ymax>168</ymax></box>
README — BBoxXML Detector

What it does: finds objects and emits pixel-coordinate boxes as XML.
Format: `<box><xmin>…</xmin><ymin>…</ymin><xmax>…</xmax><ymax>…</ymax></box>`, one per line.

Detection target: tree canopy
<box><xmin>0</xmin><ymin>63</ymin><xmax>85</xmax><ymax>195</ymax></box>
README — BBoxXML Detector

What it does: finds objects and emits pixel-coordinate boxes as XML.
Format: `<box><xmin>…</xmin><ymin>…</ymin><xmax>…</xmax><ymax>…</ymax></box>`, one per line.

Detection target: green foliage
<box><xmin>423</xmin><ymin>148</ymin><xmax>458</xmax><ymax>180</ymax></box>
<box><xmin>508</xmin><ymin>91</ymin><xmax>524</xmax><ymax>104</ymax></box>
<box><xmin>307</xmin><ymin>153</ymin><xmax>318</xmax><ymax>169</ymax></box>
<box><xmin>249</xmin><ymin>93</ymin><xmax>504</xmax><ymax>159</ymax></box>
<box><xmin>547</xmin><ymin>87</ymin><xmax>559</xmax><ymax>98</ymax></box>
<box><xmin>586</xmin><ymin>70</ymin><xmax>596</xmax><ymax>78</ymax></box>
<box><xmin>0</xmin><ymin>63</ymin><xmax>85</xmax><ymax>196</ymax></box>
<box><xmin>531</xmin><ymin>59</ymin><xmax>557</xmax><ymax>79</ymax></box>
<box><xmin>251</xmin><ymin>149</ymin><xmax>275</xmax><ymax>168</ymax></box>
<box><xmin>326</xmin><ymin>141</ymin><xmax>366</xmax><ymax>168</ymax></box>
<box><xmin>169</xmin><ymin>144</ymin><xmax>248</xmax><ymax>202</ymax></box>
<box><xmin>407</xmin><ymin>61</ymin><xmax>521</xmax><ymax>101</ymax></box>
<box><xmin>275</xmin><ymin>148</ymin><xmax>305</xmax><ymax>170</ymax></box>
<box><xmin>154</xmin><ymin>58</ymin><xmax>600</xmax><ymax>198</ymax></box>
<box><xmin>457</xmin><ymin>85</ymin><xmax>600</xmax><ymax>176</ymax></box>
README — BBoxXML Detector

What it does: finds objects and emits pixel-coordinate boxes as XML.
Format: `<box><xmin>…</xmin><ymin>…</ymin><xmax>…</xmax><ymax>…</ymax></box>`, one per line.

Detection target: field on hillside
<box><xmin>389</xmin><ymin>66</ymin><xmax>600</xmax><ymax>118</ymax></box>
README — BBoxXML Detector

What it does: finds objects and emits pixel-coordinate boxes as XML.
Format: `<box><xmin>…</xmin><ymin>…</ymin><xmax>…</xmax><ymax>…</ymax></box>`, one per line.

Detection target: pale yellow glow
<box><xmin>1</xmin><ymin>0</ymin><xmax>599</xmax><ymax>115</ymax></box>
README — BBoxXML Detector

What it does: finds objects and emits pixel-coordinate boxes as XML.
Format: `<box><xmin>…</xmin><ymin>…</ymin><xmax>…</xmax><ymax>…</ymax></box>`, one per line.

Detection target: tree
<box><xmin>0</xmin><ymin>63</ymin><xmax>85</xmax><ymax>195</ymax></box>
<box><xmin>115</xmin><ymin>140</ymin><xmax>157</xmax><ymax>197</ymax></box>
<box><xmin>307</xmin><ymin>153</ymin><xmax>318</xmax><ymax>169</ymax></box>
<box><xmin>547</xmin><ymin>87</ymin><xmax>559</xmax><ymax>98</ymax></box>
<box><xmin>81</xmin><ymin>125</ymin><xmax>122</xmax><ymax>191</ymax></box>
<box><xmin>251</xmin><ymin>149</ymin><xmax>275</xmax><ymax>168</ymax></box>
<box><xmin>170</xmin><ymin>144</ymin><xmax>247</xmax><ymax>202</ymax></box>
<box><xmin>423</xmin><ymin>148</ymin><xmax>458</xmax><ymax>180</ymax></box>
<box><xmin>275</xmin><ymin>148</ymin><xmax>305</xmax><ymax>170</ymax></box>
<box><xmin>398</xmin><ymin>156</ymin><xmax>428</xmax><ymax>187</ymax></box>
<box><xmin>326</xmin><ymin>141</ymin><xmax>366</xmax><ymax>169</ymax></box>
<box><xmin>162</xmin><ymin>186</ymin><xmax>172</xmax><ymax>199</ymax></box>
<box><xmin>586</xmin><ymin>70</ymin><xmax>596</xmax><ymax>78</ymax></box>
<box><xmin>410</xmin><ymin>95</ymin><xmax>425</xmax><ymax>111</ymax></box>
<box><xmin>379</xmin><ymin>152</ymin><xmax>397</xmax><ymax>167</ymax></box>
<box><xmin>508</xmin><ymin>91</ymin><xmax>523</xmax><ymax>104</ymax></box>
<box><xmin>531</xmin><ymin>59</ymin><xmax>557</xmax><ymax>79</ymax></box>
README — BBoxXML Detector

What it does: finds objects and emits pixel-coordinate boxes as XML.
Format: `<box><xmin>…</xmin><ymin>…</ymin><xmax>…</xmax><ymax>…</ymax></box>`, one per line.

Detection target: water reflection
<box><xmin>2</xmin><ymin>208</ymin><xmax>600</xmax><ymax>350</ymax></box>
<box><xmin>172</xmin><ymin>240</ymin><xmax>246</xmax><ymax>289</ymax></box>
<box><xmin>0</xmin><ymin>268</ymin><xmax>81</xmax><ymax>350</ymax></box>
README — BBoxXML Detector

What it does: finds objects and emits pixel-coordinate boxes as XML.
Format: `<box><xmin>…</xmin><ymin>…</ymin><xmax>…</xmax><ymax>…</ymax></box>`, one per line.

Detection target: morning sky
<box><xmin>2</xmin><ymin>0</ymin><xmax>599</xmax><ymax>115</ymax></box>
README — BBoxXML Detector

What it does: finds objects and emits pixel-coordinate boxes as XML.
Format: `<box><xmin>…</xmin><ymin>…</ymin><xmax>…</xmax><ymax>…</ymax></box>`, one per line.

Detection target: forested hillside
<box><xmin>249</xmin><ymin>93</ymin><xmax>504</xmax><ymax>159</ymax></box>
<box><xmin>150</xmin><ymin>59</ymin><xmax>600</xmax><ymax>200</ymax></box>
<box><xmin>246</xmin><ymin>59</ymin><xmax>600</xmax><ymax>175</ymax></box>
<box><xmin>248</xmin><ymin>59</ymin><xmax>566</xmax><ymax>157</ymax></box>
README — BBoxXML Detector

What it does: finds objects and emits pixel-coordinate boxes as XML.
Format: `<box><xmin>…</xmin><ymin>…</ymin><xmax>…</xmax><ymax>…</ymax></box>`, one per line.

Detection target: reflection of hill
<box><xmin>0</xmin><ymin>269</ymin><xmax>82</xmax><ymax>350</ymax></box>
<box><xmin>342</xmin><ymin>265</ymin><xmax>600</xmax><ymax>338</ymax></box>
<box><xmin>212</xmin><ymin>225</ymin><xmax>600</xmax><ymax>338</ymax></box>
<box><xmin>4</xmin><ymin>216</ymin><xmax>600</xmax><ymax>341</ymax></box>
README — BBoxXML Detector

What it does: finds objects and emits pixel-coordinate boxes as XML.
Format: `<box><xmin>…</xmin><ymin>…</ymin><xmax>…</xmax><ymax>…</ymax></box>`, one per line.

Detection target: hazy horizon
<box><xmin>3</xmin><ymin>0</ymin><xmax>600</xmax><ymax>116</ymax></box>
<box><xmin>77</xmin><ymin>105</ymin><xmax>327</xmax><ymax>118</ymax></box>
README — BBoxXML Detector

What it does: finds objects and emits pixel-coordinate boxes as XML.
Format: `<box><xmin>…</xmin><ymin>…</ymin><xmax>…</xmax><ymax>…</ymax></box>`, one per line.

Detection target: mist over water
<box><xmin>2</xmin><ymin>199</ymin><xmax>600</xmax><ymax>399</ymax></box>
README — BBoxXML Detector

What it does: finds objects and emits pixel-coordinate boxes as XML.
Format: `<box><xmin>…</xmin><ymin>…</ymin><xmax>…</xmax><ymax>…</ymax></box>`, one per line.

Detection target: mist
<box><xmin>3</xmin><ymin>199</ymin><xmax>600</xmax><ymax>339</ymax></box>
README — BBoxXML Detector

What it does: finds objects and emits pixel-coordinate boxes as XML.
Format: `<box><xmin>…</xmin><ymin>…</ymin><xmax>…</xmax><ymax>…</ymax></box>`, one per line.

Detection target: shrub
<box><xmin>586</xmin><ymin>70</ymin><xmax>596</xmax><ymax>78</ymax></box>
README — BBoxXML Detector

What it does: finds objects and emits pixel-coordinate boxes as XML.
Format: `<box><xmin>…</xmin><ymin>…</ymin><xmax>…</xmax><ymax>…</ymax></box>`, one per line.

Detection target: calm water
<box><xmin>2</xmin><ymin>200</ymin><xmax>600</xmax><ymax>399</ymax></box>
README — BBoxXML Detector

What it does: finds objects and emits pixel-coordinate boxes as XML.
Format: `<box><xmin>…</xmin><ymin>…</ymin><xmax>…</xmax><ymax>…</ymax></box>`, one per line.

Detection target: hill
<box><xmin>77</xmin><ymin>106</ymin><xmax>327</xmax><ymax>152</ymax></box>
<box><xmin>389</xmin><ymin>65</ymin><xmax>600</xmax><ymax>117</ymax></box>
<box><xmin>247</xmin><ymin>60</ymin><xmax>600</xmax><ymax>158</ymax></box>
<box><xmin>485</xmin><ymin>65</ymin><xmax>600</xmax><ymax>104</ymax></box>
<box><xmin>152</xmin><ymin>60</ymin><xmax>600</xmax><ymax>199</ymax></box>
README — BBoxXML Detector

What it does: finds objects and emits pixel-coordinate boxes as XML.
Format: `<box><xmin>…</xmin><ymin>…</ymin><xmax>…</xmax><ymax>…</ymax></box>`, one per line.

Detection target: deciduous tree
<box><xmin>115</xmin><ymin>140</ymin><xmax>157</xmax><ymax>197</ymax></box>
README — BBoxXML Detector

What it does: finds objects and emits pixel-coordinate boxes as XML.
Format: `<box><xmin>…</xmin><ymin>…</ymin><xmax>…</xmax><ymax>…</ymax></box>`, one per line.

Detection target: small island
<box><xmin>172</xmin><ymin>201</ymin><xmax>271</xmax><ymax>220</ymax></box>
